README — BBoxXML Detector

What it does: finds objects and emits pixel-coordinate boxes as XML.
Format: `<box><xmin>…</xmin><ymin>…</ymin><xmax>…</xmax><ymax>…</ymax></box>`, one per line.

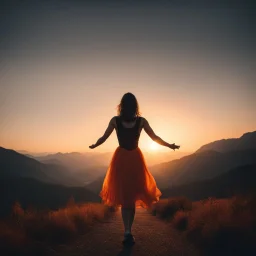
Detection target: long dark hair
<box><xmin>117</xmin><ymin>92</ymin><xmax>141</xmax><ymax>122</ymax></box>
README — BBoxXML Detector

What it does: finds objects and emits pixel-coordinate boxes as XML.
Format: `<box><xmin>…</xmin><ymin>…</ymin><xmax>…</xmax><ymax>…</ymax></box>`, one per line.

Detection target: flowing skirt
<box><xmin>99</xmin><ymin>146</ymin><xmax>162</xmax><ymax>208</ymax></box>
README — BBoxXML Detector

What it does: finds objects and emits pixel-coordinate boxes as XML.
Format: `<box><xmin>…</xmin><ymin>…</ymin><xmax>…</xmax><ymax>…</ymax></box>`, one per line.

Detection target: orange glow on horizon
<box><xmin>0</xmin><ymin>1</ymin><xmax>255</xmax><ymax>157</ymax></box>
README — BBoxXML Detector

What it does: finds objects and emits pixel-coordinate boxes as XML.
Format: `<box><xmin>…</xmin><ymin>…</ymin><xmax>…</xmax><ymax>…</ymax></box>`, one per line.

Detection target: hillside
<box><xmin>85</xmin><ymin>176</ymin><xmax>105</xmax><ymax>193</ymax></box>
<box><xmin>161</xmin><ymin>164</ymin><xmax>256</xmax><ymax>201</ymax></box>
<box><xmin>0</xmin><ymin>147</ymin><xmax>84</xmax><ymax>186</ymax></box>
<box><xmin>0</xmin><ymin>177</ymin><xmax>100</xmax><ymax>216</ymax></box>
<box><xmin>151</xmin><ymin>149</ymin><xmax>256</xmax><ymax>188</ymax></box>
<box><xmin>196</xmin><ymin>131</ymin><xmax>256</xmax><ymax>153</ymax></box>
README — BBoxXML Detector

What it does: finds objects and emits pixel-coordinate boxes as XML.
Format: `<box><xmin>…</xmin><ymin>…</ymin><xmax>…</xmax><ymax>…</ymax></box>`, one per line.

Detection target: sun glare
<box><xmin>150</xmin><ymin>141</ymin><xmax>160</xmax><ymax>151</ymax></box>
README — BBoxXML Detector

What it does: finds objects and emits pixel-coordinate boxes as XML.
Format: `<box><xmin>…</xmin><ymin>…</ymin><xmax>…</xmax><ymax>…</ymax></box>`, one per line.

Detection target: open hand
<box><xmin>169</xmin><ymin>143</ymin><xmax>180</xmax><ymax>151</ymax></box>
<box><xmin>89</xmin><ymin>144</ymin><xmax>96</xmax><ymax>149</ymax></box>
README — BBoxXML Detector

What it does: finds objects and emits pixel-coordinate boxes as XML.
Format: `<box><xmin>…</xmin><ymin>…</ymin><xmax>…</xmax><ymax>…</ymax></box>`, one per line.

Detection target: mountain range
<box><xmin>151</xmin><ymin>148</ymin><xmax>256</xmax><ymax>188</ymax></box>
<box><xmin>150</xmin><ymin>131</ymin><xmax>256</xmax><ymax>188</ymax></box>
<box><xmin>27</xmin><ymin>150</ymin><xmax>190</xmax><ymax>169</ymax></box>
<box><xmin>0</xmin><ymin>147</ymin><xmax>84</xmax><ymax>186</ymax></box>
<box><xmin>1</xmin><ymin>130</ymin><xmax>255</xmax><ymax>214</ymax></box>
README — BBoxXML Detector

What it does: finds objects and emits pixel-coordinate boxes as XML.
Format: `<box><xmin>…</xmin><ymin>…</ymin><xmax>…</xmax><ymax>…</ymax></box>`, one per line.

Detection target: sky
<box><xmin>0</xmin><ymin>0</ymin><xmax>255</xmax><ymax>154</ymax></box>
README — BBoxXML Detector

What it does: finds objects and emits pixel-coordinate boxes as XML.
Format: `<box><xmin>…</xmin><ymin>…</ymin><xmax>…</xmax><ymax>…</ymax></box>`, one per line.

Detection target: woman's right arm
<box><xmin>143</xmin><ymin>118</ymin><xmax>180</xmax><ymax>150</ymax></box>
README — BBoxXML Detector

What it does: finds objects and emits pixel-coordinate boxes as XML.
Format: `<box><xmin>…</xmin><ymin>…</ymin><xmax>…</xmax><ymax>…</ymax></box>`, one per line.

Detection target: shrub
<box><xmin>172</xmin><ymin>211</ymin><xmax>189</xmax><ymax>231</ymax></box>
<box><xmin>153</xmin><ymin>195</ymin><xmax>256</xmax><ymax>255</ymax></box>
<box><xmin>187</xmin><ymin>196</ymin><xmax>256</xmax><ymax>255</ymax></box>
<box><xmin>152</xmin><ymin>197</ymin><xmax>192</xmax><ymax>220</ymax></box>
<box><xmin>0</xmin><ymin>201</ymin><xmax>115</xmax><ymax>254</ymax></box>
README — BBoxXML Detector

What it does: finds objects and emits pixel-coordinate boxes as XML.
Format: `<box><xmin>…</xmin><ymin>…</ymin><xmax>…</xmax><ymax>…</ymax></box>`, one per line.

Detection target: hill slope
<box><xmin>0</xmin><ymin>147</ymin><xmax>84</xmax><ymax>186</ymax></box>
<box><xmin>196</xmin><ymin>131</ymin><xmax>256</xmax><ymax>153</ymax></box>
<box><xmin>0</xmin><ymin>177</ymin><xmax>100</xmax><ymax>216</ymax></box>
<box><xmin>161</xmin><ymin>164</ymin><xmax>256</xmax><ymax>201</ymax></box>
<box><xmin>151</xmin><ymin>149</ymin><xmax>256</xmax><ymax>188</ymax></box>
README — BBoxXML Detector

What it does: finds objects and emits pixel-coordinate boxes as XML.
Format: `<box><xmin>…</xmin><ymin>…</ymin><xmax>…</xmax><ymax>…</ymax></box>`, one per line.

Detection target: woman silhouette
<box><xmin>89</xmin><ymin>92</ymin><xmax>180</xmax><ymax>244</ymax></box>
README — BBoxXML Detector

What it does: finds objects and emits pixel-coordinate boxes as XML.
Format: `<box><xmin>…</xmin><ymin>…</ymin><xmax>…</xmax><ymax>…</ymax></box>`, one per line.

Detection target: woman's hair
<box><xmin>117</xmin><ymin>92</ymin><xmax>141</xmax><ymax>121</ymax></box>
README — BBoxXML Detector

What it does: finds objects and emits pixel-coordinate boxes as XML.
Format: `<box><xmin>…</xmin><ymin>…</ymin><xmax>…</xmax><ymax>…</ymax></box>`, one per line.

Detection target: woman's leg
<box><xmin>121</xmin><ymin>207</ymin><xmax>130</xmax><ymax>233</ymax></box>
<box><xmin>121</xmin><ymin>203</ymin><xmax>136</xmax><ymax>234</ymax></box>
<box><xmin>129</xmin><ymin>207</ymin><xmax>135</xmax><ymax>232</ymax></box>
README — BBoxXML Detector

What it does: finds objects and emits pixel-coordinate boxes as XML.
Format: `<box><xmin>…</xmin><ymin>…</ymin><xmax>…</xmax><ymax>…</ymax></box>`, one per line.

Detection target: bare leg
<box><xmin>128</xmin><ymin>206</ymin><xmax>135</xmax><ymax>233</ymax></box>
<box><xmin>121</xmin><ymin>204</ymin><xmax>136</xmax><ymax>234</ymax></box>
<box><xmin>121</xmin><ymin>207</ymin><xmax>130</xmax><ymax>233</ymax></box>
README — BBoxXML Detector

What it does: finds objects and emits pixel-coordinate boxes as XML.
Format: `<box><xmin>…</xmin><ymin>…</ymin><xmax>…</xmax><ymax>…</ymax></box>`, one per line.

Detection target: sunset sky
<box><xmin>0</xmin><ymin>0</ymin><xmax>255</xmax><ymax>154</ymax></box>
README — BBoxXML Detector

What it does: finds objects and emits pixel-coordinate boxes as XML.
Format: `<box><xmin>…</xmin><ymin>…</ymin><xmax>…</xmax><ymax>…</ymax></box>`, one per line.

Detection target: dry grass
<box><xmin>152</xmin><ymin>196</ymin><xmax>256</xmax><ymax>255</ymax></box>
<box><xmin>0</xmin><ymin>200</ymin><xmax>116</xmax><ymax>255</ymax></box>
<box><xmin>151</xmin><ymin>196</ymin><xmax>192</xmax><ymax>220</ymax></box>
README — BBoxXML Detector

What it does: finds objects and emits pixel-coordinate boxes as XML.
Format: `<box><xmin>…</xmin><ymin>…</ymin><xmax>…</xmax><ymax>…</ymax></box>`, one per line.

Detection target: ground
<box><xmin>53</xmin><ymin>207</ymin><xmax>199</xmax><ymax>256</ymax></box>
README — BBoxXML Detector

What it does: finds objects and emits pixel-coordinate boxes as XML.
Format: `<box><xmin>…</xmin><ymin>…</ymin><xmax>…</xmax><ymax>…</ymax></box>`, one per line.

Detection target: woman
<box><xmin>89</xmin><ymin>92</ymin><xmax>180</xmax><ymax>244</ymax></box>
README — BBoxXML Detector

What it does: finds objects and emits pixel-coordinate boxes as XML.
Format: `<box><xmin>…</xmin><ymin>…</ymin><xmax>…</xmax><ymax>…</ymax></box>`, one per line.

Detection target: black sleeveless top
<box><xmin>115</xmin><ymin>116</ymin><xmax>142</xmax><ymax>150</ymax></box>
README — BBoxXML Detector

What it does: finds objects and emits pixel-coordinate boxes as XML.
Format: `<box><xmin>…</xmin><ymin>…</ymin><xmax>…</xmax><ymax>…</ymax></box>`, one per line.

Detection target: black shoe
<box><xmin>122</xmin><ymin>233</ymin><xmax>135</xmax><ymax>245</ymax></box>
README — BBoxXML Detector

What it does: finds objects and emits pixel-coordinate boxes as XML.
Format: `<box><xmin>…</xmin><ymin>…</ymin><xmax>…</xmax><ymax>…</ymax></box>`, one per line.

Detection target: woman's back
<box><xmin>115</xmin><ymin>116</ymin><xmax>143</xmax><ymax>150</ymax></box>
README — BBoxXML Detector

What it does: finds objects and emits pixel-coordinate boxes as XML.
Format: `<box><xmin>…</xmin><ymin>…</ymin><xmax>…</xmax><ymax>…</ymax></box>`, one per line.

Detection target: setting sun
<box><xmin>150</xmin><ymin>141</ymin><xmax>160</xmax><ymax>151</ymax></box>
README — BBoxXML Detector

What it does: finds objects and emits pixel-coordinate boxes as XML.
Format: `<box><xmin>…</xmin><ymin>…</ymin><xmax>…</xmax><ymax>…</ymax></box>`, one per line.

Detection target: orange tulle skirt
<box><xmin>99</xmin><ymin>146</ymin><xmax>162</xmax><ymax>208</ymax></box>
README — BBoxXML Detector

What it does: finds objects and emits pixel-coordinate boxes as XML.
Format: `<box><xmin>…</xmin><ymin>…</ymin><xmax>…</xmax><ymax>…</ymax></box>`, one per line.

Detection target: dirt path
<box><xmin>54</xmin><ymin>208</ymin><xmax>199</xmax><ymax>256</ymax></box>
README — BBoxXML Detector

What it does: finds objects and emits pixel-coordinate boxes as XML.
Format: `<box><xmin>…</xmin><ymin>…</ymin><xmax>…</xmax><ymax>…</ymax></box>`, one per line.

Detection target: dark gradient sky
<box><xmin>0</xmin><ymin>0</ymin><xmax>255</xmax><ymax>153</ymax></box>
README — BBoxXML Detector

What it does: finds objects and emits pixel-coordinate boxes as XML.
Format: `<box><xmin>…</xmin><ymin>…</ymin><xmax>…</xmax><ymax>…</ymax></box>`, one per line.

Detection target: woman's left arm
<box><xmin>89</xmin><ymin>117</ymin><xmax>115</xmax><ymax>149</ymax></box>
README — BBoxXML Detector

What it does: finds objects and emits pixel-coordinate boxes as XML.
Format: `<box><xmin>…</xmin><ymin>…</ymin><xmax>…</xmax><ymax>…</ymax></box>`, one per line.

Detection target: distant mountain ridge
<box><xmin>0</xmin><ymin>147</ymin><xmax>52</xmax><ymax>182</ymax></box>
<box><xmin>0</xmin><ymin>147</ymin><xmax>84</xmax><ymax>186</ymax></box>
<box><xmin>196</xmin><ymin>131</ymin><xmax>256</xmax><ymax>153</ymax></box>
<box><xmin>21</xmin><ymin>149</ymin><xmax>191</xmax><ymax>168</ymax></box>
<box><xmin>34</xmin><ymin>151</ymin><xmax>111</xmax><ymax>171</ymax></box>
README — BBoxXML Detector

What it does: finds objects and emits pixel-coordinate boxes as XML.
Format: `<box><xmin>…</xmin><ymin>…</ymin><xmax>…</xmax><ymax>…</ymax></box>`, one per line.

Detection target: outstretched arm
<box><xmin>89</xmin><ymin>117</ymin><xmax>115</xmax><ymax>149</ymax></box>
<box><xmin>143</xmin><ymin>118</ymin><xmax>180</xmax><ymax>150</ymax></box>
